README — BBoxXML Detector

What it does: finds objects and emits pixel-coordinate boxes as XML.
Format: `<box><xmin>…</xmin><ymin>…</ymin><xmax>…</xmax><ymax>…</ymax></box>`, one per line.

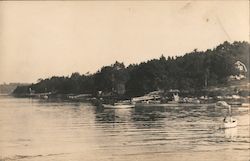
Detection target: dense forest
<box><xmin>13</xmin><ymin>41</ymin><xmax>249</xmax><ymax>98</ymax></box>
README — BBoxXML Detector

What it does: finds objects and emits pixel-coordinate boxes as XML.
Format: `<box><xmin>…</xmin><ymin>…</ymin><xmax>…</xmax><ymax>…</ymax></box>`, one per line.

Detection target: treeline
<box><xmin>13</xmin><ymin>41</ymin><xmax>249</xmax><ymax>97</ymax></box>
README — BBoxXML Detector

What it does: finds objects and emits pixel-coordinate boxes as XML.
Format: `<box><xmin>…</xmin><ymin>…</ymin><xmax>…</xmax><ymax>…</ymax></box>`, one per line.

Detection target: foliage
<box><xmin>13</xmin><ymin>41</ymin><xmax>250</xmax><ymax>98</ymax></box>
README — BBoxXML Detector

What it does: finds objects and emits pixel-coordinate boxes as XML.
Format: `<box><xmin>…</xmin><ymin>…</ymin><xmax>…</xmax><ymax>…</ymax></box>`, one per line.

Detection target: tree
<box><xmin>12</xmin><ymin>41</ymin><xmax>250</xmax><ymax>98</ymax></box>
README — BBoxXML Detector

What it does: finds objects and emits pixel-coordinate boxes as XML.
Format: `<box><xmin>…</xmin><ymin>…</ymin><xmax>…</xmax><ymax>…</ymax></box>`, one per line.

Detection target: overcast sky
<box><xmin>0</xmin><ymin>1</ymin><xmax>249</xmax><ymax>83</ymax></box>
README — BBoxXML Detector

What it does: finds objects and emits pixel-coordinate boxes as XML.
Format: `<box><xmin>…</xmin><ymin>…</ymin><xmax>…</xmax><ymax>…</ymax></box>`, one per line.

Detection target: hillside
<box><xmin>0</xmin><ymin>83</ymin><xmax>30</xmax><ymax>94</ymax></box>
<box><xmin>13</xmin><ymin>41</ymin><xmax>249</xmax><ymax>98</ymax></box>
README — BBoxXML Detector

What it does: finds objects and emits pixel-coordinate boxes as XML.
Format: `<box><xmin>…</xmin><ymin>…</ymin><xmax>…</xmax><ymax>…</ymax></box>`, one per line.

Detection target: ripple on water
<box><xmin>0</xmin><ymin>97</ymin><xmax>249</xmax><ymax>161</ymax></box>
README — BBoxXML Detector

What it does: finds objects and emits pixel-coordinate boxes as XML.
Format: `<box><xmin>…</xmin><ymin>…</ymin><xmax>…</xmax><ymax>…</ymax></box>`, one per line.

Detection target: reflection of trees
<box><xmin>131</xmin><ymin>106</ymin><xmax>166</xmax><ymax>129</ymax></box>
<box><xmin>94</xmin><ymin>107</ymin><xmax>133</xmax><ymax>125</ymax></box>
<box><xmin>93</xmin><ymin>105</ymin><xmax>245</xmax><ymax>131</ymax></box>
<box><xmin>93</xmin><ymin>106</ymin><xmax>168</xmax><ymax>129</ymax></box>
<box><xmin>94</xmin><ymin>107</ymin><xmax>117</xmax><ymax>123</ymax></box>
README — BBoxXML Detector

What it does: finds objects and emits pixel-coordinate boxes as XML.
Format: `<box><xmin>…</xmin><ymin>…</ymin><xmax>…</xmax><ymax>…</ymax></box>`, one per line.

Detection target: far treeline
<box><xmin>13</xmin><ymin>41</ymin><xmax>249</xmax><ymax>98</ymax></box>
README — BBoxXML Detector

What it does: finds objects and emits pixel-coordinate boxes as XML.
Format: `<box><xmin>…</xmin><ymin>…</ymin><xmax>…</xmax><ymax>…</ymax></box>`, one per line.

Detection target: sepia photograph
<box><xmin>0</xmin><ymin>1</ymin><xmax>249</xmax><ymax>161</ymax></box>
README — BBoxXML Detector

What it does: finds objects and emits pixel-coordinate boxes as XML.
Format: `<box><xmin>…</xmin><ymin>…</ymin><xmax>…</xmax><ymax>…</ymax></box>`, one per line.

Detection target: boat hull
<box><xmin>223</xmin><ymin>119</ymin><xmax>237</xmax><ymax>129</ymax></box>
<box><xmin>102</xmin><ymin>104</ymin><xmax>135</xmax><ymax>109</ymax></box>
<box><xmin>134</xmin><ymin>103</ymin><xmax>214</xmax><ymax>107</ymax></box>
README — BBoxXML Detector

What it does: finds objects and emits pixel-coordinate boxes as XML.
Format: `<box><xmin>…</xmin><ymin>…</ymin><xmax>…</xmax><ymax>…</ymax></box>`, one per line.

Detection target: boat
<box><xmin>102</xmin><ymin>103</ymin><xmax>135</xmax><ymax>109</ymax></box>
<box><xmin>217</xmin><ymin>101</ymin><xmax>238</xmax><ymax>129</ymax></box>
<box><xmin>134</xmin><ymin>102</ymin><xmax>213</xmax><ymax>108</ymax></box>
<box><xmin>241</xmin><ymin>103</ymin><xmax>250</xmax><ymax>108</ymax></box>
<box><xmin>215</xmin><ymin>101</ymin><xmax>229</xmax><ymax>107</ymax></box>
<box><xmin>133</xmin><ymin>91</ymin><xmax>208</xmax><ymax>107</ymax></box>
<box><xmin>68</xmin><ymin>94</ymin><xmax>92</xmax><ymax>101</ymax></box>
<box><xmin>223</xmin><ymin>117</ymin><xmax>237</xmax><ymax>128</ymax></box>
<box><xmin>41</xmin><ymin>95</ymin><xmax>49</xmax><ymax>99</ymax></box>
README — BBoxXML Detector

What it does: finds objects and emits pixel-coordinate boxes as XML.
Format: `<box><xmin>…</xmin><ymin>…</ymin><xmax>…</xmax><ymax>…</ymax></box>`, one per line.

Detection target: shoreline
<box><xmin>8</xmin><ymin>93</ymin><xmax>250</xmax><ymax>108</ymax></box>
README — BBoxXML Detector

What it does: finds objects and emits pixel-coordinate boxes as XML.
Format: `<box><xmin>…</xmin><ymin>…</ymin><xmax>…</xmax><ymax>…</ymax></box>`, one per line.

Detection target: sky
<box><xmin>0</xmin><ymin>1</ymin><xmax>249</xmax><ymax>84</ymax></box>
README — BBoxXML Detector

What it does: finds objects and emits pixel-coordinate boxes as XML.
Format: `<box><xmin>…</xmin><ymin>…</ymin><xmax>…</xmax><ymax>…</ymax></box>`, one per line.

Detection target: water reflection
<box><xmin>95</xmin><ymin>108</ymin><xmax>118</xmax><ymax>124</ymax></box>
<box><xmin>133</xmin><ymin>106</ymin><xmax>166</xmax><ymax>120</ymax></box>
<box><xmin>225</xmin><ymin>127</ymin><xmax>238</xmax><ymax>140</ymax></box>
<box><xmin>0</xmin><ymin>96</ymin><xmax>249</xmax><ymax>161</ymax></box>
<box><xmin>131</xmin><ymin>106</ymin><xmax>166</xmax><ymax>129</ymax></box>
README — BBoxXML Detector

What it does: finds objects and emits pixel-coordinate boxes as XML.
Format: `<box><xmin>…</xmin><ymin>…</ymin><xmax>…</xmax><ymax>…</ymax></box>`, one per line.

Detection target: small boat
<box><xmin>41</xmin><ymin>95</ymin><xmax>48</xmax><ymax>99</ymax></box>
<box><xmin>217</xmin><ymin>101</ymin><xmax>238</xmax><ymax>129</ymax></box>
<box><xmin>134</xmin><ymin>102</ymin><xmax>213</xmax><ymax>108</ymax></box>
<box><xmin>102</xmin><ymin>104</ymin><xmax>135</xmax><ymax>109</ymax></box>
<box><xmin>223</xmin><ymin>117</ymin><xmax>237</xmax><ymax>129</ymax></box>
<box><xmin>241</xmin><ymin>103</ymin><xmax>250</xmax><ymax>108</ymax></box>
<box><xmin>215</xmin><ymin>101</ymin><xmax>229</xmax><ymax>107</ymax></box>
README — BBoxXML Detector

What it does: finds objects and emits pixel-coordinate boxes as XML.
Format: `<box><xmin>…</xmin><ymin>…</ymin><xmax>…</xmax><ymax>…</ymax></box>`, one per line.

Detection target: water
<box><xmin>0</xmin><ymin>96</ymin><xmax>249</xmax><ymax>161</ymax></box>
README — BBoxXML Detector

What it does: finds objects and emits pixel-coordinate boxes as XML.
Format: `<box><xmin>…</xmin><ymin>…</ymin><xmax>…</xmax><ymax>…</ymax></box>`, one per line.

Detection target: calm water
<box><xmin>0</xmin><ymin>96</ymin><xmax>249</xmax><ymax>161</ymax></box>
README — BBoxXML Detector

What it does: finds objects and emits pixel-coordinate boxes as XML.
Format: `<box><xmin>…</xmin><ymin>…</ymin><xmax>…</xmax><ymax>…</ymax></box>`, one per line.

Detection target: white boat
<box><xmin>102</xmin><ymin>104</ymin><xmax>135</xmax><ymax>109</ymax></box>
<box><xmin>241</xmin><ymin>103</ymin><xmax>250</xmax><ymax>108</ymax></box>
<box><xmin>217</xmin><ymin>101</ymin><xmax>238</xmax><ymax>129</ymax></box>
<box><xmin>134</xmin><ymin>102</ymin><xmax>213</xmax><ymax>107</ymax></box>
<box><xmin>215</xmin><ymin>101</ymin><xmax>229</xmax><ymax>107</ymax></box>
<box><xmin>223</xmin><ymin>117</ymin><xmax>237</xmax><ymax>129</ymax></box>
<box><xmin>41</xmin><ymin>95</ymin><xmax>48</xmax><ymax>99</ymax></box>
